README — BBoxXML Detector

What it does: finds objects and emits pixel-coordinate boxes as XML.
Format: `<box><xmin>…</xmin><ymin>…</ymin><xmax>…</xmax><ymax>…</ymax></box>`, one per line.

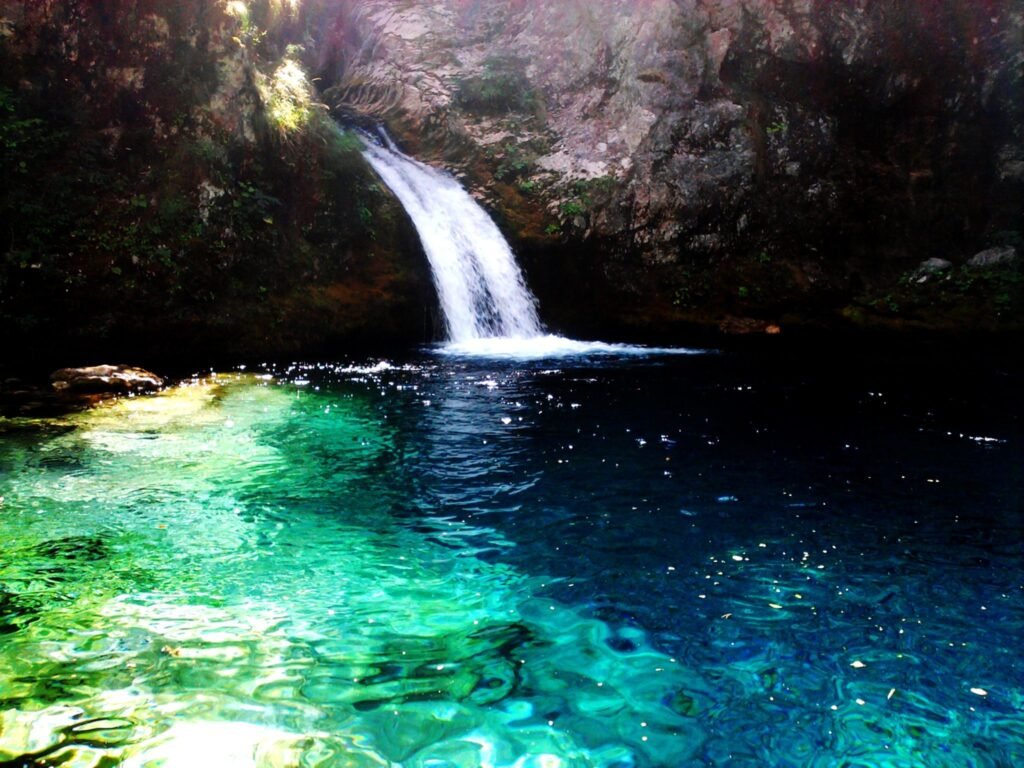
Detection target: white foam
<box><xmin>436</xmin><ymin>334</ymin><xmax>706</xmax><ymax>360</ymax></box>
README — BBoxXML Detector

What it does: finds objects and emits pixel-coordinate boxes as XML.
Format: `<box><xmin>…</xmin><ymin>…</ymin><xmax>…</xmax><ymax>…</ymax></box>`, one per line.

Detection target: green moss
<box><xmin>574</xmin><ymin>176</ymin><xmax>617</xmax><ymax>198</ymax></box>
<box><xmin>494</xmin><ymin>143</ymin><xmax>533</xmax><ymax>181</ymax></box>
<box><xmin>454</xmin><ymin>55</ymin><xmax>539</xmax><ymax>115</ymax></box>
<box><xmin>559</xmin><ymin>200</ymin><xmax>585</xmax><ymax>218</ymax></box>
<box><xmin>856</xmin><ymin>260</ymin><xmax>1023</xmax><ymax>328</ymax></box>
<box><xmin>554</xmin><ymin>176</ymin><xmax>618</xmax><ymax>223</ymax></box>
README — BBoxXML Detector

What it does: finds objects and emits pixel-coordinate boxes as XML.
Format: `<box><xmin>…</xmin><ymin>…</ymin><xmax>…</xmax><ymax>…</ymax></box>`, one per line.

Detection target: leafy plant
<box><xmin>560</xmin><ymin>200</ymin><xmax>585</xmax><ymax>217</ymax></box>
<box><xmin>556</xmin><ymin>176</ymin><xmax>617</xmax><ymax>221</ymax></box>
<box><xmin>454</xmin><ymin>55</ymin><xmax>538</xmax><ymax>115</ymax></box>
<box><xmin>495</xmin><ymin>142</ymin><xmax>533</xmax><ymax>181</ymax></box>
<box><xmin>0</xmin><ymin>87</ymin><xmax>62</xmax><ymax>178</ymax></box>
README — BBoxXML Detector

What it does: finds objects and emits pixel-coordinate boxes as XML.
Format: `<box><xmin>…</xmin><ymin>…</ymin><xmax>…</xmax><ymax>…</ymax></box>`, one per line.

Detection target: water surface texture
<box><xmin>0</xmin><ymin>347</ymin><xmax>1021</xmax><ymax>766</ymax></box>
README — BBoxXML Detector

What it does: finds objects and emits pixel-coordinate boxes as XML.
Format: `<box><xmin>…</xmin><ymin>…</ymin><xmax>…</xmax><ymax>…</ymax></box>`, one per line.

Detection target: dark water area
<box><xmin>0</xmin><ymin>339</ymin><xmax>1020</xmax><ymax>766</ymax></box>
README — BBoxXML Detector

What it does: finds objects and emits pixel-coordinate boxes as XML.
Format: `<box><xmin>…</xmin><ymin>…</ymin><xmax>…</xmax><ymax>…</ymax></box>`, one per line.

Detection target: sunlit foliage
<box><xmin>260</xmin><ymin>57</ymin><xmax>315</xmax><ymax>139</ymax></box>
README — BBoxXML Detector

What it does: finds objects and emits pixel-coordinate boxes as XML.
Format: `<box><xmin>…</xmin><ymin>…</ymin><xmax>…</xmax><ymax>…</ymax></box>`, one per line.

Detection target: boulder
<box><xmin>967</xmin><ymin>246</ymin><xmax>1019</xmax><ymax>269</ymax></box>
<box><xmin>50</xmin><ymin>365</ymin><xmax>164</xmax><ymax>394</ymax></box>
<box><xmin>913</xmin><ymin>258</ymin><xmax>953</xmax><ymax>283</ymax></box>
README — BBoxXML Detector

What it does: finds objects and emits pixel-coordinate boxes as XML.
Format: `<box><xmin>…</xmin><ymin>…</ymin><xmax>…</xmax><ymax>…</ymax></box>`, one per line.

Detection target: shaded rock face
<box><xmin>0</xmin><ymin>0</ymin><xmax>437</xmax><ymax>369</ymax></box>
<box><xmin>316</xmin><ymin>0</ymin><xmax>1023</xmax><ymax>334</ymax></box>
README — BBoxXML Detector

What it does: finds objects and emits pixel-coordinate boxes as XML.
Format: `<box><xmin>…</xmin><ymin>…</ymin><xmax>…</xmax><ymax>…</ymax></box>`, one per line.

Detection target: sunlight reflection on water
<box><xmin>0</xmin><ymin>354</ymin><xmax>1021</xmax><ymax>767</ymax></box>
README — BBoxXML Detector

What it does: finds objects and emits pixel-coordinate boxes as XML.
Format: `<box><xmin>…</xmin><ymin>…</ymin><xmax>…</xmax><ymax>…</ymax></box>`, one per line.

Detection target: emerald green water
<box><xmin>0</xmin><ymin>351</ymin><xmax>1021</xmax><ymax>766</ymax></box>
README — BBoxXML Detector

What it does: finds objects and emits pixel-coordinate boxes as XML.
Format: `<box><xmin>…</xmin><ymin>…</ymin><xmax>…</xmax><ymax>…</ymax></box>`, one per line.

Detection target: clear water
<box><xmin>1</xmin><ymin>347</ymin><xmax>1021</xmax><ymax>767</ymax></box>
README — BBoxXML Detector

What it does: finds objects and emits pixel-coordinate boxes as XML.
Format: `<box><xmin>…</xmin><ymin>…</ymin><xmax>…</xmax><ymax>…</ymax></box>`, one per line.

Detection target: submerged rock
<box><xmin>50</xmin><ymin>365</ymin><xmax>164</xmax><ymax>394</ymax></box>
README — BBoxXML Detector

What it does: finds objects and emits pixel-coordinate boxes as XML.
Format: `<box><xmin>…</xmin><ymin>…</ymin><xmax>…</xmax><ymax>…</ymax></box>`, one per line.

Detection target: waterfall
<box><xmin>359</xmin><ymin>130</ymin><xmax>703</xmax><ymax>359</ymax></box>
<box><xmin>360</xmin><ymin>134</ymin><xmax>543</xmax><ymax>343</ymax></box>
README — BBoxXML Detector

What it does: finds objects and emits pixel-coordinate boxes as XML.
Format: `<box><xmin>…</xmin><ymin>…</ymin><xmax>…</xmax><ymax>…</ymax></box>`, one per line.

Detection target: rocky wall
<box><xmin>316</xmin><ymin>0</ymin><xmax>1023</xmax><ymax>335</ymax></box>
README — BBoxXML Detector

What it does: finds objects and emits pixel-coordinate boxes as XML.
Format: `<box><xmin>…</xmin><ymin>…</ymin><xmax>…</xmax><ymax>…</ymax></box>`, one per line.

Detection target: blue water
<box><xmin>0</xmin><ymin>343</ymin><xmax>1020</xmax><ymax>766</ymax></box>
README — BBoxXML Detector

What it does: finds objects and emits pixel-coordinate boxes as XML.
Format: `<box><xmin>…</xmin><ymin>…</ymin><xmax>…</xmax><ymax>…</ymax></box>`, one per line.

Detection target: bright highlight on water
<box><xmin>0</xmin><ymin>373</ymin><xmax>702</xmax><ymax>766</ymax></box>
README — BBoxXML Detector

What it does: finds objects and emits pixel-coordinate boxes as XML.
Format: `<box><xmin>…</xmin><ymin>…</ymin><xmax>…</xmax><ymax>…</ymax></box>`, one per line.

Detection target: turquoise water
<box><xmin>0</xmin><ymin>348</ymin><xmax>1021</xmax><ymax>766</ymax></box>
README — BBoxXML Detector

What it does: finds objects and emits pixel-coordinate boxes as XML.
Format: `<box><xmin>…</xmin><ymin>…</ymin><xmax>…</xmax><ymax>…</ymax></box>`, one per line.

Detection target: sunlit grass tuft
<box><xmin>260</xmin><ymin>58</ymin><xmax>315</xmax><ymax>140</ymax></box>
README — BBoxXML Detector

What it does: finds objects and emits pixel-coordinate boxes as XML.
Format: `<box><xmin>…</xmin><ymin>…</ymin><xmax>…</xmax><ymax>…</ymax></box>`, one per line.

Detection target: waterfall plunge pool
<box><xmin>0</xmin><ymin>346</ymin><xmax>1020</xmax><ymax>767</ymax></box>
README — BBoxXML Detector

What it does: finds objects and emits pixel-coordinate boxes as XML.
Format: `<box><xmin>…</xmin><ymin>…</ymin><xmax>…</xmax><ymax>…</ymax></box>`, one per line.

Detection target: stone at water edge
<box><xmin>50</xmin><ymin>365</ymin><xmax>164</xmax><ymax>394</ymax></box>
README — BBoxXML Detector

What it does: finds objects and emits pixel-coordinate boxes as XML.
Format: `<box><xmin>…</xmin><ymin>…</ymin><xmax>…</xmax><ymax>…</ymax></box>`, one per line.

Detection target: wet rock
<box><xmin>968</xmin><ymin>246</ymin><xmax>1019</xmax><ymax>269</ymax></box>
<box><xmin>50</xmin><ymin>365</ymin><xmax>164</xmax><ymax>394</ymax></box>
<box><xmin>718</xmin><ymin>317</ymin><xmax>782</xmax><ymax>335</ymax></box>
<box><xmin>912</xmin><ymin>258</ymin><xmax>953</xmax><ymax>283</ymax></box>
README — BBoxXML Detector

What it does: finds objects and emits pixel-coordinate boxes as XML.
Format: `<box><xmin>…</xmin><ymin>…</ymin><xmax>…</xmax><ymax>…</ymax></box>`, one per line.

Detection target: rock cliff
<box><xmin>317</xmin><ymin>0</ymin><xmax>1023</xmax><ymax>335</ymax></box>
<box><xmin>1</xmin><ymin>0</ymin><xmax>1020</xmax><ymax>367</ymax></box>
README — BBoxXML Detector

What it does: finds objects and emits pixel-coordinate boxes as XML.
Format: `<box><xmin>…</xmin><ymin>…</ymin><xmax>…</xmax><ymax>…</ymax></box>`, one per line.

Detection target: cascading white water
<box><xmin>360</xmin><ymin>134</ymin><xmax>543</xmax><ymax>343</ymax></box>
<box><xmin>360</xmin><ymin>130</ymin><xmax>704</xmax><ymax>359</ymax></box>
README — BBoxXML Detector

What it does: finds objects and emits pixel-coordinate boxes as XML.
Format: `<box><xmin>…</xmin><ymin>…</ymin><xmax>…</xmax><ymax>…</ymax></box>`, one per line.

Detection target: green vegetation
<box><xmin>454</xmin><ymin>55</ymin><xmax>539</xmax><ymax>115</ymax></box>
<box><xmin>260</xmin><ymin>57</ymin><xmax>316</xmax><ymax>141</ymax></box>
<box><xmin>554</xmin><ymin>176</ymin><xmax>618</xmax><ymax>223</ymax></box>
<box><xmin>0</xmin><ymin>87</ymin><xmax>50</xmax><ymax>172</ymax></box>
<box><xmin>0</xmin><ymin>1</ymin><xmax>419</xmax><ymax>363</ymax></box>
<box><xmin>493</xmin><ymin>142</ymin><xmax>534</xmax><ymax>182</ymax></box>
<box><xmin>670</xmin><ymin>266</ymin><xmax>712</xmax><ymax>309</ymax></box>
<box><xmin>559</xmin><ymin>200</ymin><xmax>585</xmax><ymax>218</ymax></box>
<box><xmin>861</xmin><ymin>259</ymin><xmax>1023</xmax><ymax>324</ymax></box>
<box><xmin>575</xmin><ymin>175</ymin><xmax>617</xmax><ymax>198</ymax></box>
